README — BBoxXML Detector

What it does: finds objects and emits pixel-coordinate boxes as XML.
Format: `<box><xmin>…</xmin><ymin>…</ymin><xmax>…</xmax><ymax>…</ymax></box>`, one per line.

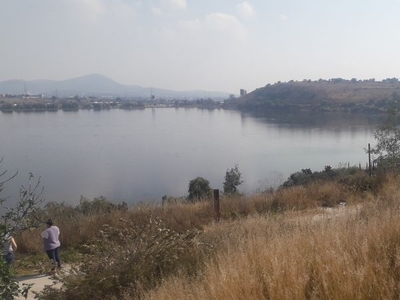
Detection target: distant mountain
<box><xmin>226</xmin><ymin>78</ymin><xmax>400</xmax><ymax>113</ymax></box>
<box><xmin>0</xmin><ymin>74</ymin><xmax>229</xmax><ymax>99</ymax></box>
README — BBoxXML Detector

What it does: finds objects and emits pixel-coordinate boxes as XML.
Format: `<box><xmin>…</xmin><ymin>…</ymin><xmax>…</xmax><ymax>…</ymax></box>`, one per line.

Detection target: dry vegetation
<box><xmin>13</xmin><ymin>173</ymin><xmax>400</xmax><ymax>299</ymax></box>
<box><xmin>230</xmin><ymin>79</ymin><xmax>400</xmax><ymax>114</ymax></box>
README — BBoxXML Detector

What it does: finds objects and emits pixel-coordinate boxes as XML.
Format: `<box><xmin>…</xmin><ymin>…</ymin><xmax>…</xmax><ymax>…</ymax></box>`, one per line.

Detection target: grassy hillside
<box><xmin>227</xmin><ymin>78</ymin><xmax>400</xmax><ymax>113</ymax></box>
<box><xmin>11</xmin><ymin>168</ymin><xmax>400</xmax><ymax>299</ymax></box>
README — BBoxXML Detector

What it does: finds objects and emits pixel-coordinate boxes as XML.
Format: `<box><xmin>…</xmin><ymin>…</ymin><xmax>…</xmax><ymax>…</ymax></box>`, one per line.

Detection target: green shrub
<box><xmin>223</xmin><ymin>165</ymin><xmax>244</xmax><ymax>194</ymax></box>
<box><xmin>187</xmin><ymin>177</ymin><xmax>212</xmax><ymax>202</ymax></box>
<box><xmin>0</xmin><ymin>260</ymin><xmax>19</xmax><ymax>300</ymax></box>
<box><xmin>281</xmin><ymin>166</ymin><xmax>364</xmax><ymax>188</ymax></box>
<box><xmin>37</xmin><ymin>218</ymin><xmax>207</xmax><ymax>299</ymax></box>
<box><xmin>76</xmin><ymin>196</ymin><xmax>128</xmax><ymax>216</ymax></box>
<box><xmin>339</xmin><ymin>171</ymin><xmax>386</xmax><ymax>194</ymax></box>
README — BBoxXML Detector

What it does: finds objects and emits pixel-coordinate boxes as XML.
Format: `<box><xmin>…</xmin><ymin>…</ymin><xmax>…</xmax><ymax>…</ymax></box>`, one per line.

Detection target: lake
<box><xmin>0</xmin><ymin>108</ymin><xmax>383</xmax><ymax>206</ymax></box>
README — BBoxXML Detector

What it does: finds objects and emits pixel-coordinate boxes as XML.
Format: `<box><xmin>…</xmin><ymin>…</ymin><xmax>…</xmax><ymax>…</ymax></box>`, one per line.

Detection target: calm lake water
<box><xmin>0</xmin><ymin>108</ymin><xmax>383</xmax><ymax>206</ymax></box>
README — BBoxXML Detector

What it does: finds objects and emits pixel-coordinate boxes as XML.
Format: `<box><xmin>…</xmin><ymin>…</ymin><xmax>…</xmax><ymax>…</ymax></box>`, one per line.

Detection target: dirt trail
<box><xmin>16</xmin><ymin>266</ymin><xmax>69</xmax><ymax>300</ymax></box>
<box><xmin>311</xmin><ymin>204</ymin><xmax>360</xmax><ymax>222</ymax></box>
<box><xmin>16</xmin><ymin>273</ymin><xmax>62</xmax><ymax>300</ymax></box>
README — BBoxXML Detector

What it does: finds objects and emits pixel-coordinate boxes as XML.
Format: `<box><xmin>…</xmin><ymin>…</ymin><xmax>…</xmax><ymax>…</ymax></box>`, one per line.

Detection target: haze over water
<box><xmin>0</xmin><ymin>108</ymin><xmax>381</xmax><ymax>206</ymax></box>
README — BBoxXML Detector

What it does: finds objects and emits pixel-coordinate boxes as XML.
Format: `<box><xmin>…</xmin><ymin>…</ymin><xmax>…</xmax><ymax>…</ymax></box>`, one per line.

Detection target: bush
<box><xmin>223</xmin><ymin>165</ymin><xmax>244</xmax><ymax>194</ymax></box>
<box><xmin>0</xmin><ymin>260</ymin><xmax>19</xmax><ymax>300</ymax></box>
<box><xmin>0</xmin><ymin>165</ymin><xmax>40</xmax><ymax>299</ymax></box>
<box><xmin>281</xmin><ymin>166</ymin><xmax>363</xmax><ymax>188</ymax></box>
<box><xmin>37</xmin><ymin>218</ymin><xmax>206</xmax><ymax>299</ymax></box>
<box><xmin>187</xmin><ymin>177</ymin><xmax>212</xmax><ymax>202</ymax></box>
<box><xmin>76</xmin><ymin>196</ymin><xmax>128</xmax><ymax>216</ymax></box>
<box><xmin>339</xmin><ymin>171</ymin><xmax>387</xmax><ymax>194</ymax></box>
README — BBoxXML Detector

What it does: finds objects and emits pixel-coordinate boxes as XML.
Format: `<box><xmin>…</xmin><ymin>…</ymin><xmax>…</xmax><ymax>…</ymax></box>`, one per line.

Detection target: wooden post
<box><xmin>213</xmin><ymin>189</ymin><xmax>220</xmax><ymax>222</ymax></box>
<box><xmin>368</xmin><ymin>143</ymin><xmax>372</xmax><ymax>177</ymax></box>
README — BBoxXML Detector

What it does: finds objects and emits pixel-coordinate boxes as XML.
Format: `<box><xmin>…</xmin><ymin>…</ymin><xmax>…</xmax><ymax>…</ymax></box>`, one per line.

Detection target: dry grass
<box><xmin>143</xmin><ymin>177</ymin><xmax>400</xmax><ymax>300</ymax></box>
<box><xmin>15</xmin><ymin>174</ymin><xmax>400</xmax><ymax>299</ymax></box>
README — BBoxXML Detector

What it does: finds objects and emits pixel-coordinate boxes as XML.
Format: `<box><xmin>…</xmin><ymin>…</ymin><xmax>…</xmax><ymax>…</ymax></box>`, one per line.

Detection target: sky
<box><xmin>1</xmin><ymin>0</ymin><xmax>400</xmax><ymax>94</ymax></box>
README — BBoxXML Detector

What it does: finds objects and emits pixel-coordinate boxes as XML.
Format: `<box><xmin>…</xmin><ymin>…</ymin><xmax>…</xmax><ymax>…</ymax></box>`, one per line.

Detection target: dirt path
<box><xmin>16</xmin><ymin>273</ymin><xmax>62</xmax><ymax>300</ymax></box>
<box><xmin>16</xmin><ymin>266</ymin><xmax>70</xmax><ymax>300</ymax></box>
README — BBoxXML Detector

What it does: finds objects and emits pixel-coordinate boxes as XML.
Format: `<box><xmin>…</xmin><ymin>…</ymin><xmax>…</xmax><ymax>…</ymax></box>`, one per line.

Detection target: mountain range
<box><xmin>0</xmin><ymin>74</ymin><xmax>229</xmax><ymax>99</ymax></box>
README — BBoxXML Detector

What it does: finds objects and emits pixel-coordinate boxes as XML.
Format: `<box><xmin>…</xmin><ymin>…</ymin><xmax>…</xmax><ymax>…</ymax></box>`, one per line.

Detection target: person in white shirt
<box><xmin>41</xmin><ymin>219</ymin><xmax>61</xmax><ymax>269</ymax></box>
<box><xmin>2</xmin><ymin>231</ymin><xmax>17</xmax><ymax>266</ymax></box>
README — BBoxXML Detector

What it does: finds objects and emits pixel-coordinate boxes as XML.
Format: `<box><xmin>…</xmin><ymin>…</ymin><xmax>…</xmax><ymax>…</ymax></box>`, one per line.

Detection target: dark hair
<box><xmin>46</xmin><ymin>219</ymin><xmax>53</xmax><ymax>226</ymax></box>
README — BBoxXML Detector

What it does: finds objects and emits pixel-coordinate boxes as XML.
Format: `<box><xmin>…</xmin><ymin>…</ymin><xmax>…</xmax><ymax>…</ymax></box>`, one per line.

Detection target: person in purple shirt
<box><xmin>41</xmin><ymin>219</ymin><xmax>61</xmax><ymax>270</ymax></box>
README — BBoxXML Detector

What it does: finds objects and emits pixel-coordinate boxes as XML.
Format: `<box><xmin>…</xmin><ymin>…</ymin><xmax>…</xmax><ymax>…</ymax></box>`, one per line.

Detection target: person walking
<box><xmin>2</xmin><ymin>231</ymin><xmax>17</xmax><ymax>266</ymax></box>
<box><xmin>41</xmin><ymin>219</ymin><xmax>61</xmax><ymax>270</ymax></box>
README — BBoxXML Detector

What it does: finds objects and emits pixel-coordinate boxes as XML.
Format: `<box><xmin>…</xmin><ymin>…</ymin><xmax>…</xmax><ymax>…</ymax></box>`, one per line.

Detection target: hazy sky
<box><xmin>1</xmin><ymin>0</ymin><xmax>400</xmax><ymax>94</ymax></box>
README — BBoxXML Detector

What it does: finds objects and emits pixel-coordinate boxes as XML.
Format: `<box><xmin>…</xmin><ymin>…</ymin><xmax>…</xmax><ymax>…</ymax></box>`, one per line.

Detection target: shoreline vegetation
<box><xmin>11</xmin><ymin>166</ymin><xmax>400</xmax><ymax>299</ymax></box>
<box><xmin>0</xmin><ymin>96</ymin><xmax>221</xmax><ymax>113</ymax></box>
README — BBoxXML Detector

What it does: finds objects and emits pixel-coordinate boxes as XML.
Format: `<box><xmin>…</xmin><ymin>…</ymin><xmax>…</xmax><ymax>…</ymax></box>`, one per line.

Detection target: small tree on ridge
<box><xmin>187</xmin><ymin>177</ymin><xmax>211</xmax><ymax>202</ymax></box>
<box><xmin>372</xmin><ymin>105</ymin><xmax>400</xmax><ymax>173</ymax></box>
<box><xmin>223</xmin><ymin>165</ymin><xmax>243</xmax><ymax>194</ymax></box>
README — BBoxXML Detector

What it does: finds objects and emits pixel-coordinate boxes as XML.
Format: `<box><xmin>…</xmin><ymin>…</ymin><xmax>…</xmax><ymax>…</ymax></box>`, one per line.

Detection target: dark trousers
<box><xmin>46</xmin><ymin>247</ymin><xmax>61</xmax><ymax>267</ymax></box>
<box><xmin>3</xmin><ymin>252</ymin><xmax>14</xmax><ymax>265</ymax></box>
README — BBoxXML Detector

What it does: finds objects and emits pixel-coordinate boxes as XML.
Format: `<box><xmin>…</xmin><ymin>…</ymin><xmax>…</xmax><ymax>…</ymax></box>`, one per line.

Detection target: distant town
<box><xmin>0</xmin><ymin>93</ymin><xmax>237</xmax><ymax>112</ymax></box>
<box><xmin>3</xmin><ymin>76</ymin><xmax>400</xmax><ymax>114</ymax></box>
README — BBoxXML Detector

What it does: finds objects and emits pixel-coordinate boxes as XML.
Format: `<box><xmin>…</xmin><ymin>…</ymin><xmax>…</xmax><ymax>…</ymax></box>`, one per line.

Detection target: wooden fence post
<box><xmin>368</xmin><ymin>143</ymin><xmax>372</xmax><ymax>177</ymax></box>
<box><xmin>213</xmin><ymin>189</ymin><xmax>220</xmax><ymax>222</ymax></box>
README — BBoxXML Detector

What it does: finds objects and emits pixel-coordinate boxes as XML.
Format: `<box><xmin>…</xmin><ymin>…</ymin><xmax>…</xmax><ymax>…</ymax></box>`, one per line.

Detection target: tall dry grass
<box><xmin>14</xmin><ymin>172</ymin><xmax>397</xmax><ymax>299</ymax></box>
<box><xmin>16</xmin><ymin>170</ymin><xmax>378</xmax><ymax>255</ymax></box>
<box><xmin>143</xmin><ymin>176</ymin><xmax>400</xmax><ymax>300</ymax></box>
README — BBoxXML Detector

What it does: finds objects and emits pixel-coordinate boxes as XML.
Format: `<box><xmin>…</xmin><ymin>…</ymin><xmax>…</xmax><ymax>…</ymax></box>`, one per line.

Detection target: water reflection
<box><xmin>0</xmin><ymin>108</ymin><xmax>381</xmax><ymax>206</ymax></box>
<box><xmin>241</xmin><ymin>110</ymin><xmax>384</xmax><ymax>130</ymax></box>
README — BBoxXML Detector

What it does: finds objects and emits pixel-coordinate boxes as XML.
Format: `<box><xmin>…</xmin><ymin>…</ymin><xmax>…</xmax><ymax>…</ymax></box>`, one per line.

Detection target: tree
<box><xmin>371</xmin><ymin>105</ymin><xmax>400</xmax><ymax>173</ymax></box>
<box><xmin>187</xmin><ymin>177</ymin><xmax>211</xmax><ymax>201</ymax></box>
<box><xmin>223</xmin><ymin>165</ymin><xmax>244</xmax><ymax>194</ymax></box>
<box><xmin>1</xmin><ymin>172</ymin><xmax>44</xmax><ymax>236</ymax></box>
<box><xmin>0</xmin><ymin>159</ymin><xmax>44</xmax><ymax>299</ymax></box>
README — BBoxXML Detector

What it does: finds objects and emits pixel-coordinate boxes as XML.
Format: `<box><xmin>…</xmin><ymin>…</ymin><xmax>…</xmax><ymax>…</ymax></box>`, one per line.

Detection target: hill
<box><xmin>226</xmin><ymin>78</ymin><xmax>400</xmax><ymax>113</ymax></box>
<box><xmin>0</xmin><ymin>74</ymin><xmax>228</xmax><ymax>99</ymax></box>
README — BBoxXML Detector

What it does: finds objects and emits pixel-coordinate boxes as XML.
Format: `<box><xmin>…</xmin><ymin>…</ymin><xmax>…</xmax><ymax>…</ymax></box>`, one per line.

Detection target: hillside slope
<box><xmin>227</xmin><ymin>78</ymin><xmax>400</xmax><ymax>113</ymax></box>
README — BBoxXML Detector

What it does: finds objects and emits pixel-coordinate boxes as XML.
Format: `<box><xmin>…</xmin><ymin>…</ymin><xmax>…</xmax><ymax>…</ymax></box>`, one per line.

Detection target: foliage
<box><xmin>281</xmin><ymin>166</ymin><xmax>362</xmax><ymax>188</ymax></box>
<box><xmin>371</xmin><ymin>105</ymin><xmax>400</xmax><ymax>173</ymax></box>
<box><xmin>223</xmin><ymin>165</ymin><xmax>244</xmax><ymax>194</ymax></box>
<box><xmin>1</xmin><ymin>160</ymin><xmax>44</xmax><ymax>237</ymax></box>
<box><xmin>226</xmin><ymin>79</ymin><xmax>400</xmax><ymax>113</ymax></box>
<box><xmin>17</xmin><ymin>196</ymin><xmax>128</xmax><ymax>252</ymax></box>
<box><xmin>0</xmin><ymin>159</ymin><xmax>17</xmax><ymax>199</ymax></box>
<box><xmin>161</xmin><ymin>195</ymin><xmax>186</xmax><ymax>205</ymax></box>
<box><xmin>0</xmin><ymin>259</ymin><xmax>19</xmax><ymax>300</ymax></box>
<box><xmin>76</xmin><ymin>196</ymin><xmax>128</xmax><ymax>216</ymax></box>
<box><xmin>338</xmin><ymin>170</ymin><xmax>386</xmax><ymax>193</ymax></box>
<box><xmin>61</xmin><ymin>101</ymin><xmax>79</xmax><ymax>111</ymax></box>
<box><xmin>16</xmin><ymin>173</ymin><xmax>400</xmax><ymax>298</ymax></box>
<box><xmin>187</xmin><ymin>177</ymin><xmax>212</xmax><ymax>202</ymax></box>
<box><xmin>0</xmin><ymin>159</ymin><xmax>43</xmax><ymax>299</ymax></box>
<box><xmin>37</xmin><ymin>218</ymin><xmax>205</xmax><ymax>299</ymax></box>
<box><xmin>1</xmin><ymin>172</ymin><xmax>44</xmax><ymax>237</ymax></box>
<box><xmin>0</xmin><ymin>259</ymin><xmax>32</xmax><ymax>300</ymax></box>
<box><xmin>143</xmin><ymin>179</ymin><xmax>400</xmax><ymax>300</ymax></box>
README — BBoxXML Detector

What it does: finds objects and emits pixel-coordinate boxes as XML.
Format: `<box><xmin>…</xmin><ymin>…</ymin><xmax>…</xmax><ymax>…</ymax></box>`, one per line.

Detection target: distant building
<box><xmin>229</xmin><ymin>94</ymin><xmax>235</xmax><ymax>99</ymax></box>
<box><xmin>22</xmin><ymin>94</ymin><xmax>44</xmax><ymax>99</ymax></box>
<box><xmin>240</xmin><ymin>89</ymin><xmax>247</xmax><ymax>96</ymax></box>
